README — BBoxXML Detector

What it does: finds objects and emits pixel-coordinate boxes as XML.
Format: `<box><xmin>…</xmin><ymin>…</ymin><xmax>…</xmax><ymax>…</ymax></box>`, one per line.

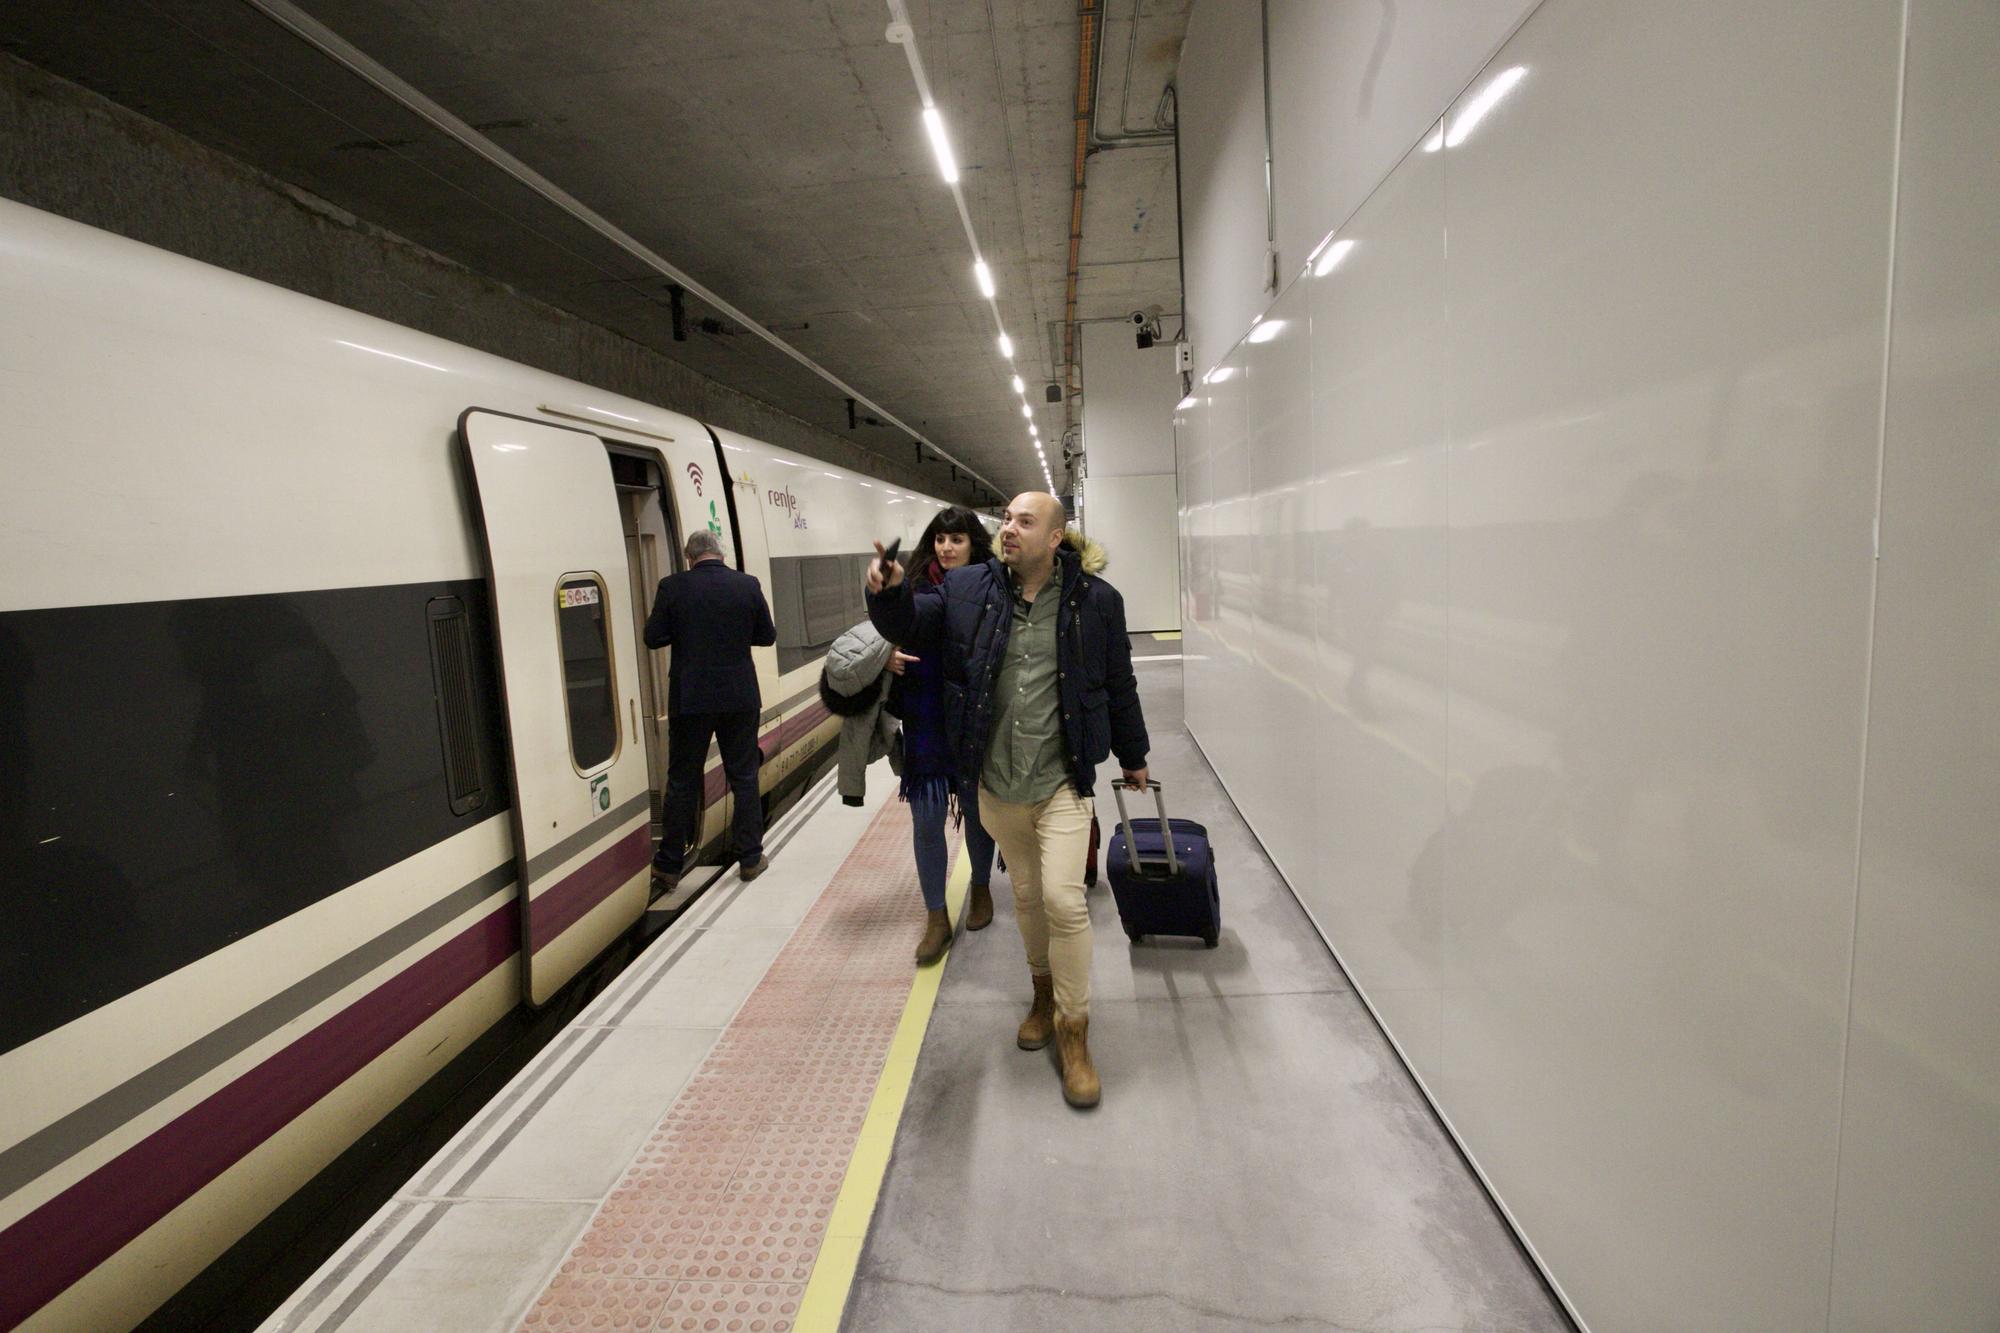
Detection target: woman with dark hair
<box><xmin>892</xmin><ymin>505</ymin><xmax>998</xmax><ymax>965</ymax></box>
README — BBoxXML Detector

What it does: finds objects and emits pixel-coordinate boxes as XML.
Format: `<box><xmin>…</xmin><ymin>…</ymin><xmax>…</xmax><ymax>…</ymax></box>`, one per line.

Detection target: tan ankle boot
<box><xmin>966</xmin><ymin>882</ymin><xmax>994</xmax><ymax>931</ymax></box>
<box><xmin>1016</xmin><ymin>973</ymin><xmax>1055</xmax><ymax>1050</ymax></box>
<box><xmin>914</xmin><ymin>908</ymin><xmax>951</xmax><ymax>965</ymax></box>
<box><xmin>1054</xmin><ymin>1014</ymin><xmax>1100</xmax><ymax>1109</ymax></box>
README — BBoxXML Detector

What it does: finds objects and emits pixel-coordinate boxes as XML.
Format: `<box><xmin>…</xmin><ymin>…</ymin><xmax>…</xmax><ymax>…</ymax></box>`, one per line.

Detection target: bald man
<box><xmin>867</xmin><ymin>492</ymin><xmax>1149</xmax><ymax>1109</ymax></box>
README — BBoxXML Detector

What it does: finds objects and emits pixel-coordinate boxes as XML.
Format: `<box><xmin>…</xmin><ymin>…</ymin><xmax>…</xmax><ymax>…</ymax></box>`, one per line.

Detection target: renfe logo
<box><xmin>767</xmin><ymin>486</ymin><xmax>807</xmax><ymax>529</ymax></box>
<box><xmin>685</xmin><ymin>462</ymin><xmax>704</xmax><ymax>496</ymax></box>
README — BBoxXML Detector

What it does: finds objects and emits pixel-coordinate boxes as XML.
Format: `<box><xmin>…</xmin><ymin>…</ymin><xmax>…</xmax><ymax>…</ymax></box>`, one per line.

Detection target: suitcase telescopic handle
<box><xmin>1111</xmin><ymin>779</ymin><xmax>1179</xmax><ymax>878</ymax></box>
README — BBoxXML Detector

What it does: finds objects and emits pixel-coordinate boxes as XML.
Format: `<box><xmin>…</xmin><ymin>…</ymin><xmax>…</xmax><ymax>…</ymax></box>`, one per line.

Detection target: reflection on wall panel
<box><xmin>1829</xmin><ymin>1</ymin><xmax>2000</xmax><ymax>1325</ymax></box>
<box><xmin>1171</xmin><ymin>0</ymin><xmax>1996</xmax><ymax>1328</ymax></box>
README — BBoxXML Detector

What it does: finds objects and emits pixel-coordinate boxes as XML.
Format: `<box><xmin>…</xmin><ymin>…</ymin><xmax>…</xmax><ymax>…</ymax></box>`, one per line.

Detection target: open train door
<box><xmin>459</xmin><ymin>409</ymin><xmax>652</xmax><ymax>1006</ymax></box>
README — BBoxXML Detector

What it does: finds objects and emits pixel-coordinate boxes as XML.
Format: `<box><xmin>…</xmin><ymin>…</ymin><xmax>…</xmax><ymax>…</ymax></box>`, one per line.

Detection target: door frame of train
<box><xmin>458</xmin><ymin>408</ymin><xmax>651</xmax><ymax>1007</ymax></box>
<box><xmin>605</xmin><ymin>441</ymin><xmax>683</xmax><ymax>844</ymax></box>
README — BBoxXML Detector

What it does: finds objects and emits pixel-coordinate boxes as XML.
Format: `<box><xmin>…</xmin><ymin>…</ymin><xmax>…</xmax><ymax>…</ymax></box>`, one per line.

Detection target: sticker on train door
<box><xmin>590</xmin><ymin>771</ymin><xmax>611</xmax><ymax>817</ymax></box>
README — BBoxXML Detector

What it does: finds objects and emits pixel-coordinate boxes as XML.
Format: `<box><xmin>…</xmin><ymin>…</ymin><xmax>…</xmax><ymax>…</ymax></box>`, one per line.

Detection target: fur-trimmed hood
<box><xmin>1061</xmin><ymin>528</ymin><xmax>1108</xmax><ymax>574</ymax></box>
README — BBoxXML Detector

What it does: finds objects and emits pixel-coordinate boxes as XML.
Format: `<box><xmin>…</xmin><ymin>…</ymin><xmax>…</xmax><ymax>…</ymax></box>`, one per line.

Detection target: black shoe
<box><xmin>651</xmin><ymin>868</ymin><xmax>679</xmax><ymax>895</ymax></box>
<box><xmin>739</xmin><ymin>855</ymin><xmax>770</xmax><ymax>881</ymax></box>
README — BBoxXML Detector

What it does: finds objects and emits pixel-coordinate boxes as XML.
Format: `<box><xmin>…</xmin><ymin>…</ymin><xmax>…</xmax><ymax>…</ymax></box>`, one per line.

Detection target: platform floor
<box><xmin>845</xmin><ymin>643</ymin><xmax>1567</xmax><ymax>1331</ymax></box>
<box><xmin>263</xmin><ymin>639</ymin><xmax>1567</xmax><ymax>1332</ymax></box>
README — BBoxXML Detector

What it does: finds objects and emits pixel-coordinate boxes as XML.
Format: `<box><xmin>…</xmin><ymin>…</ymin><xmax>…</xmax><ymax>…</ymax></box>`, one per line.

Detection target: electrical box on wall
<box><xmin>1175</xmin><ymin>341</ymin><xmax>1193</xmax><ymax>373</ymax></box>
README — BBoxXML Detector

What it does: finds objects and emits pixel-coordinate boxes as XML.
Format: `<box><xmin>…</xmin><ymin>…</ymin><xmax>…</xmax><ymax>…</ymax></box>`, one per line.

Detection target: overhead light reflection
<box><xmin>1445</xmin><ymin>66</ymin><xmax>1525</xmax><ymax>148</ymax></box>
<box><xmin>1246</xmin><ymin>320</ymin><xmax>1284</xmax><ymax>344</ymax></box>
<box><xmin>1422</xmin><ymin>124</ymin><xmax>1445</xmax><ymax>153</ymax></box>
<box><xmin>1313</xmin><ymin>239</ymin><xmax>1355</xmax><ymax>277</ymax></box>
<box><xmin>1021</xmin><ymin>403</ymin><xmax>1032</xmax><ymax>419</ymax></box>
<box><xmin>1204</xmin><ymin>367</ymin><xmax>1237</xmax><ymax>383</ymax></box>
<box><xmin>1176</xmin><ymin>395</ymin><xmax>1197</xmax><ymax>410</ymax></box>
<box><xmin>1011</xmin><ymin>374</ymin><xmax>1025</xmax><ymax>394</ymax></box>
<box><xmin>974</xmin><ymin>260</ymin><xmax>996</xmax><ymax>299</ymax></box>
<box><xmin>998</xmin><ymin>333</ymin><xmax>1014</xmax><ymax>359</ymax></box>
<box><xmin>335</xmin><ymin>340</ymin><xmax>449</xmax><ymax>373</ymax></box>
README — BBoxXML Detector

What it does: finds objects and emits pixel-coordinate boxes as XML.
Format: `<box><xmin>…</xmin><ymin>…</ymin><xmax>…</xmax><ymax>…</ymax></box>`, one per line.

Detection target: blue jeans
<box><xmin>910</xmin><ymin>784</ymin><xmax>996</xmax><ymax>912</ymax></box>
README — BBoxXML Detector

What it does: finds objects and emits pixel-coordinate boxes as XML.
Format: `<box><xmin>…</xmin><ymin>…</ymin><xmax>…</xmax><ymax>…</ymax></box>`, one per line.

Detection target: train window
<box><xmin>426</xmin><ymin>596</ymin><xmax>489</xmax><ymax>816</ymax></box>
<box><xmin>768</xmin><ymin>553</ymin><xmax>870</xmax><ymax>674</ymax></box>
<box><xmin>555</xmin><ymin>574</ymin><xmax>620</xmax><ymax>773</ymax></box>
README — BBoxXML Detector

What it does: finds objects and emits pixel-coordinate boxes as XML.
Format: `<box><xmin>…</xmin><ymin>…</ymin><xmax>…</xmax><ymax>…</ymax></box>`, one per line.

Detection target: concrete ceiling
<box><xmin>0</xmin><ymin>0</ymin><xmax>1188</xmax><ymax>499</ymax></box>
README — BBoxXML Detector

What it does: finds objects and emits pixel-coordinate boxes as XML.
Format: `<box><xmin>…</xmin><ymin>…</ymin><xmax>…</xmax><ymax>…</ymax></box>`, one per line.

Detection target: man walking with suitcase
<box><xmin>867</xmin><ymin>492</ymin><xmax>1149</xmax><ymax>1109</ymax></box>
<box><xmin>646</xmin><ymin>529</ymin><xmax>778</xmax><ymax>891</ymax></box>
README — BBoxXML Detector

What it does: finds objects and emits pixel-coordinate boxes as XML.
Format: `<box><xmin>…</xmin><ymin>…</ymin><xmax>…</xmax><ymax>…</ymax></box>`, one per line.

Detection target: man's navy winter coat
<box><xmin>643</xmin><ymin>560</ymin><xmax>777</xmax><ymax>715</ymax></box>
<box><xmin>866</xmin><ymin>543</ymin><xmax>1147</xmax><ymax>799</ymax></box>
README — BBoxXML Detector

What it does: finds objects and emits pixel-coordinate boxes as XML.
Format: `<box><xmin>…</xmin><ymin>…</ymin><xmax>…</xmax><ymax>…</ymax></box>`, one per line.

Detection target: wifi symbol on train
<box><xmin>685</xmin><ymin>462</ymin><xmax>704</xmax><ymax>496</ymax></box>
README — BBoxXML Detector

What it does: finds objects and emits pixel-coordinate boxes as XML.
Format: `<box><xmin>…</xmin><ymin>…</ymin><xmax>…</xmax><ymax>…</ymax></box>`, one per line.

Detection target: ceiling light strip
<box><xmin>244</xmin><ymin>0</ymin><xmax>1003</xmax><ymax>498</ymax></box>
<box><xmin>887</xmin><ymin>0</ymin><xmax>1046</xmax><ymax>486</ymax></box>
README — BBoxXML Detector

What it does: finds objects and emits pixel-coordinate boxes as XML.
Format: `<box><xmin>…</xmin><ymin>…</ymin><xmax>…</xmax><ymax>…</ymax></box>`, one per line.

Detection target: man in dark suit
<box><xmin>644</xmin><ymin>529</ymin><xmax>777</xmax><ymax>890</ymax></box>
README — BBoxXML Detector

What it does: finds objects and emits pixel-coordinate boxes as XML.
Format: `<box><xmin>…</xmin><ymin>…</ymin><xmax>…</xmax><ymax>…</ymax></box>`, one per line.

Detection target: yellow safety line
<box><xmin>793</xmin><ymin>840</ymin><xmax>972</xmax><ymax>1332</ymax></box>
<box><xmin>1153</xmin><ymin>630</ymin><xmax>1182</xmax><ymax>640</ymax></box>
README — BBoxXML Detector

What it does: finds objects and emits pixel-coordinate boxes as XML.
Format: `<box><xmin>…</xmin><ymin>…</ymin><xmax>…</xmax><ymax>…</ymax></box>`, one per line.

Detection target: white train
<box><xmin>0</xmin><ymin>197</ymin><xmax>974</xmax><ymax>1329</ymax></box>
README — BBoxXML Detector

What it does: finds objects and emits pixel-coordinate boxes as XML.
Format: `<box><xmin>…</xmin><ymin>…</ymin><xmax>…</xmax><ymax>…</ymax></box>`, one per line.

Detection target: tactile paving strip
<box><xmin>520</xmin><ymin>798</ymin><xmax>946</xmax><ymax>1333</ymax></box>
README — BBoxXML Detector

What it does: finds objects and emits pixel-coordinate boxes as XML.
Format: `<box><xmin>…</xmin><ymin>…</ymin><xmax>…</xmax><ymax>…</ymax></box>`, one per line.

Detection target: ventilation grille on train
<box><xmin>426</xmin><ymin>596</ymin><xmax>488</xmax><ymax>817</ymax></box>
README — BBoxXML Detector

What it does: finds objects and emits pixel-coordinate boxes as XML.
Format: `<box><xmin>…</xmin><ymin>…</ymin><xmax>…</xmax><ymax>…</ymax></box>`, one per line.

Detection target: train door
<box><xmin>609</xmin><ymin>449</ymin><xmax>678</xmax><ymax>845</ymax></box>
<box><xmin>459</xmin><ymin>409</ymin><xmax>651</xmax><ymax>1007</ymax></box>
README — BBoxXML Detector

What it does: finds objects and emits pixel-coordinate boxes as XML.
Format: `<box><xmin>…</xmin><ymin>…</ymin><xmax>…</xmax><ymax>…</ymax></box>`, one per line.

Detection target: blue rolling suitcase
<box><xmin>1107</xmin><ymin>780</ymin><xmax>1221</xmax><ymax>948</ymax></box>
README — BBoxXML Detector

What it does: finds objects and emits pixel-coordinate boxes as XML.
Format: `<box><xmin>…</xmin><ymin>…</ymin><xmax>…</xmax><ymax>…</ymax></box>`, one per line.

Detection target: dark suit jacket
<box><xmin>643</xmin><ymin>559</ymin><xmax>777</xmax><ymax>716</ymax></box>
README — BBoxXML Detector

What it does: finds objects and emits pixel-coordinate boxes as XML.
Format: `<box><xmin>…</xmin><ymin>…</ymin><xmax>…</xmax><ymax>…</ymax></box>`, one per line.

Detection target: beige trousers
<box><xmin>978</xmin><ymin>782</ymin><xmax>1094</xmax><ymax>1018</ymax></box>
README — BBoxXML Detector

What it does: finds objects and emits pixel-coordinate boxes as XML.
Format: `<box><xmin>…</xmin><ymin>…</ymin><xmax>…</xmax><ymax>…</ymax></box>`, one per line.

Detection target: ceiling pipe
<box><xmin>243</xmin><ymin>0</ymin><xmax>1003</xmax><ymax>500</ymax></box>
<box><xmin>1086</xmin><ymin>0</ymin><xmax>1177</xmax><ymax>148</ymax></box>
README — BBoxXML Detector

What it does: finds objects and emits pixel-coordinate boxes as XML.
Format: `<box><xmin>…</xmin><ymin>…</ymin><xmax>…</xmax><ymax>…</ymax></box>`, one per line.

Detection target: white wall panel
<box><xmin>1264</xmin><ymin>0</ymin><xmax>1536</xmax><ymax>285</ymax></box>
<box><xmin>1829</xmin><ymin>2</ymin><xmax>2000</xmax><ymax>1325</ymax></box>
<box><xmin>1238</xmin><ymin>282</ymin><xmax>1317</xmax><ymax>884</ymax></box>
<box><xmin>1177</xmin><ymin>0</ymin><xmax>1269</xmax><ymax>379</ymax></box>
<box><xmin>1080</xmin><ymin>473</ymin><xmax>1182</xmax><ymax>633</ymax></box>
<box><xmin>1172</xmin><ymin>0</ymin><xmax>1979</xmax><ymax>1326</ymax></box>
<box><xmin>1438</xmin><ymin>3</ymin><xmax>1898</xmax><ymax>1325</ymax></box>
<box><xmin>1080</xmin><ymin>321</ymin><xmax>1182</xmax><ymax>477</ymax></box>
<box><xmin>1302</xmin><ymin>124</ymin><xmax>1452</xmax><ymax>1078</ymax></box>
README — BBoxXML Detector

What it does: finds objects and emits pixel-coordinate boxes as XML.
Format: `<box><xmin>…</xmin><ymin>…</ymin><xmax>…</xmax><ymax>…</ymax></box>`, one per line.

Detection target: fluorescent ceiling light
<box><xmin>1011</xmin><ymin>374</ymin><xmax>1024</xmax><ymax>394</ymax></box>
<box><xmin>1446</xmin><ymin>66</ymin><xmax>1525</xmax><ymax>148</ymax></box>
<box><xmin>974</xmin><ymin>259</ymin><xmax>995</xmax><ymax>299</ymax></box>
<box><xmin>1021</xmin><ymin>403</ymin><xmax>1032</xmax><ymax>419</ymax></box>
<box><xmin>1314</xmin><ymin>239</ymin><xmax>1355</xmax><ymax>277</ymax></box>
<box><xmin>1029</xmin><ymin>424</ymin><xmax>1038</xmax><ymax>436</ymax></box>
<box><xmin>998</xmin><ymin>333</ymin><xmax>1014</xmax><ymax>359</ymax></box>
<box><xmin>1246</xmin><ymin>319</ymin><xmax>1285</xmax><ymax>344</ymax></box>
<box><xmin>335</xmin><ymin>340</ymin><xmax>449</xmax><ymax>373</ymax></box>
<box><xmin>922</xmin><ymin>107</ymin><xmax>959</xmax><ymax>183</ymax></box>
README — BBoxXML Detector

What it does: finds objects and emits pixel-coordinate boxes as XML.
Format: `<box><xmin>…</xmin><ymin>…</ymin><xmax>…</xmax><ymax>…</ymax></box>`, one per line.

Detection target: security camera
<box><xmin>1128</xmin><ymin>310</ymin><xmax>1149</xmax><ymax>326</ymax></box>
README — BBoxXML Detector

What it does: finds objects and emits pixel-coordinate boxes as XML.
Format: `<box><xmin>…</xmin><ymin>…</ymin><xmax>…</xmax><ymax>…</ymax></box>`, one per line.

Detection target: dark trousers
<box><xmin>656</xmin><ymin>708</ymin><xmax>763</xmax><ymax>875</ymax></box>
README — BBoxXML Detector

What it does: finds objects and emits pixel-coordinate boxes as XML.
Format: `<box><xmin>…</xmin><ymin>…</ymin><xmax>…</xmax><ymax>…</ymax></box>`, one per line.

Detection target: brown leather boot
<box><xmin>965</xmin><ymin>882</ymin><xmax>994</xmax><ymax>931</ymax></box>
<box><xmin>1054</xmin><ymin>1014</ymin><xmax>1101</xmax><ymax>1109</ymax></box>
<box><xmin>1016</xmin><ymin>973</ymin><xmax>1055</xmax><ymax>1050</ymax></box>
<box><xmin>914</xmin><ymin>909</ymin><xmax>951</xmax><ymax>966</ymax></box>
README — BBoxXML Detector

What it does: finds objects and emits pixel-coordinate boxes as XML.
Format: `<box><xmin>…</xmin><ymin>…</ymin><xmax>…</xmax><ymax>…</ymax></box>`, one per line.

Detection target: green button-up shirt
<box><xmin>980</xmin><ymin>576</ymin><xmax>1069</xmax><ymax>805</ymax></box>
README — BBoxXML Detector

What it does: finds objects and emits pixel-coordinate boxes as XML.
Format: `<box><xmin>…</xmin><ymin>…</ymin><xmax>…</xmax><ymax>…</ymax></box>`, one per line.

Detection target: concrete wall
<box><xmin>0</xmin><ymin>53</ymin><xmax>963</xmax><ymax>503</ymax></box>
<box><xmin>1177</xmin><ymin>0</ymin><xmax>2000</xmax><ymax>1328</ymax></box>
<box><xmin>1079</xmin><ymin>321</ymin><xmax>1181</xmax><ymax>632</ymax></box>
